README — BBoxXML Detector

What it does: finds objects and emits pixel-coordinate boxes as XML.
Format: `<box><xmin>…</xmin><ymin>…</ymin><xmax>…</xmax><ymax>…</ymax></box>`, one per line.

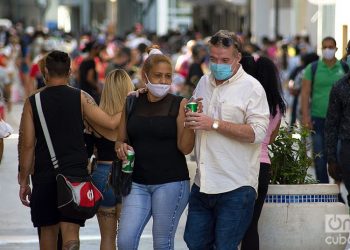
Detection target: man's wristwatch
<box><xmin>212</xmin><ymin>120</ymin><xmax>219</xmax><ymax>130</ymax></box>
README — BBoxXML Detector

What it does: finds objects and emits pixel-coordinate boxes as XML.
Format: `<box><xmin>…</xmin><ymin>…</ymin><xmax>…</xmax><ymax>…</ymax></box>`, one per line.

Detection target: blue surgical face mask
<box><xmin>210</xmin><ymin>62</ymin><xmax>233</xmax><ymax>81</ymax></box>
<box><xmin>347</xmin><ymin>55</ymin><xmax>350</xmax><ymax>65</ymax></box>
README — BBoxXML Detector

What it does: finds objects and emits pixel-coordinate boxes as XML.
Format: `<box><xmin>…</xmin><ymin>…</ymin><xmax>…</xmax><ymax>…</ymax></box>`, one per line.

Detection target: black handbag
<box><xmin>35</xmin><ymin>92</ymin><xmax>103</xmax><ymax>220</ymax></box>
<box><xmin>110</xmin><ymin>159</ymin><xmax>132</xmax><ymax>197</ymax></box>
<box><xmin>109</xmin><ymin>95</ymin><xmax>136</xmax><ymax>197</ymax></box>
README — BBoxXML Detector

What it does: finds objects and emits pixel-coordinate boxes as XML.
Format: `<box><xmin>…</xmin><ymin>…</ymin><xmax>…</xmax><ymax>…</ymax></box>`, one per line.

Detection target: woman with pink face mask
<box><xmin>115</xmin><ymin>45</ymin><xmax>196</xmax><ymax>250</ymax></box>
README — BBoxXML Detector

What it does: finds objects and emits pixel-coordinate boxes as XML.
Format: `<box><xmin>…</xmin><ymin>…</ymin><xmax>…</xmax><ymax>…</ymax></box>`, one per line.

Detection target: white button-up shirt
<box><xmin>193</xmin><ymin>66</ymin><xmax>270</xmax><ymax>194</ymax></box>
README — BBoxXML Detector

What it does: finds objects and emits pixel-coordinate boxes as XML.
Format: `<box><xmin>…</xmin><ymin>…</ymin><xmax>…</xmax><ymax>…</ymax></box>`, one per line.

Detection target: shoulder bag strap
<box><xmin>124</xmin><ymin>95</ymin><xmax>136</xmax><ymax>144</ymax></box>
<box><xmin>35</xmin><ymin>92</ymin><xmax>59</xmax><ymax>169</ymax></box>
<box><xmin>340</xmin><ymin>60</ymin><xmax>349</xmax><ymax>74</ymax></box>
<box><xmin>126</xmin><ymin>95</ymin><xmax>136</xmax><ymax>121</ymax></box>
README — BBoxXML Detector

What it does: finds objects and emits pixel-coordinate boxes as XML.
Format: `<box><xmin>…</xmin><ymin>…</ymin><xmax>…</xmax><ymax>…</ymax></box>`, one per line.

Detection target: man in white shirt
<box><xmin>183</xmin><ymin>30</ymin><xmax>270</xmax><ymax>249</ymax></box>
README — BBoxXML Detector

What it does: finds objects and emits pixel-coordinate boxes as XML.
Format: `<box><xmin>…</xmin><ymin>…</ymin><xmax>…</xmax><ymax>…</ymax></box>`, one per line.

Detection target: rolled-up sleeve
<box><xmin>246</xmin><ymin>85</ymin><xmax>270</xmax><ymax>143</ymax></box>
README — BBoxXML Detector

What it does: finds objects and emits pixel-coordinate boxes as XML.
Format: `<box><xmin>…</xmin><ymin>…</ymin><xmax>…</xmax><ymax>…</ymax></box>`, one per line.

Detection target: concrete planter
<box><xmin>259</xmin><ymin>184</ymin><xmax>349</xmax><ymax>250</ymax></box>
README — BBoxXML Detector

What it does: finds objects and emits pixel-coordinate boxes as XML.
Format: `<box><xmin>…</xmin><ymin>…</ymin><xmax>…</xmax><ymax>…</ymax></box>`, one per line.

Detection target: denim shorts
<box><xmin>91</xmin><ymin>163</ymin><xmax>121</xmax><ymax>207</ymax></box>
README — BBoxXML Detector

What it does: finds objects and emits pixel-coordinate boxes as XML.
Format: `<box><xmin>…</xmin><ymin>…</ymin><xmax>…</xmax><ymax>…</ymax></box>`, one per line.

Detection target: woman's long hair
<box><xmin>241</xmin><ymin>54</ymin><xmax>286</xmax><ymax>117</ymax></box>
<box><xmin>100</xmin><ymin>69</ymin><xmax>134</xmax><ymax>115</ymax></box>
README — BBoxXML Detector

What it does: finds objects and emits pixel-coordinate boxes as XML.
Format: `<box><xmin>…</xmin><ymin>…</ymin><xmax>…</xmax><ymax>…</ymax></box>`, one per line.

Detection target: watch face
<box><xmin>213</xmin><ymin>121</ymin><xmax>219</xmax><ymax>129</ymax></box>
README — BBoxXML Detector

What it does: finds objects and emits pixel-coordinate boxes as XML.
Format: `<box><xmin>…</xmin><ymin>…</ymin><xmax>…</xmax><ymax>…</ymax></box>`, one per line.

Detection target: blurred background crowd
<box><xmin>0</xmin><ymin>19</ymin><xmax>330</xmax><ymax>114</ymax></box>
<box><xmin>0</xmin><ymin>0</ymin><xmax>349</xmax><ymax>125</ymax></box>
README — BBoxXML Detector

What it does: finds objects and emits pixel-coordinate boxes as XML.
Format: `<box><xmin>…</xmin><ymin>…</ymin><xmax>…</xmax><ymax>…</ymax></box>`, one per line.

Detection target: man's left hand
<box><xmin>19</xmin><ymin>185</ymin><xmax>31</xmax><ymax>207</ymax></box>
<box><xmin>185</xmin><ymin>112</ymin><xmax>214</xmax><ymax>131</ymax></box>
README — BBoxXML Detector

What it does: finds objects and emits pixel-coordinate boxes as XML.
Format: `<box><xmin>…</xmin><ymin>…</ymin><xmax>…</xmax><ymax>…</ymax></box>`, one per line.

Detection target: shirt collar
<box><xmin>319</xmin><ymin>59</ymin><xmax>341</xmax><ymax>69</ymax></box>
<box><xmin>209</xmin><ymin>64</ymin><xmax>244</xmax><ymax>87</ymax></box>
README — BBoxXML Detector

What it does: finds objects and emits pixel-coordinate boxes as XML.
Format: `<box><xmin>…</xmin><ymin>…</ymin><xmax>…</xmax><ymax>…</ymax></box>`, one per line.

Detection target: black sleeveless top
<box><xmin>94</xmin><ymin>136</ymin><xmax>116</xmax><ymax>161</ymax></box>
<box><xmin>127</xmin><ymin>93</ymin><xmax>189</xmax><ymax>185</ymax></box>
<box><xmin>29</xmin><ymin>85</ymin><xmax>88</xmax><ymax>184</ymax></box>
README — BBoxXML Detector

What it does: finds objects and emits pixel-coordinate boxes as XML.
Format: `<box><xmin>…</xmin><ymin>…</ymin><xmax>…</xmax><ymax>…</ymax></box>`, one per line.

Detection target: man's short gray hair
<box><xmin>209</xmin><ymin>30</ymin><xmax>242</xmax><ymax>53</ymax></box>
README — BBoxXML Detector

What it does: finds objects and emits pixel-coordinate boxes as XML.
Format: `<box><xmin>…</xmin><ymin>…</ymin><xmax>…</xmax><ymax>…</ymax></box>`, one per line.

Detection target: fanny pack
<box><xmin>35</xmin><ymin>92</ymin><xmax>102</xmax><ymax>220</ymax></box>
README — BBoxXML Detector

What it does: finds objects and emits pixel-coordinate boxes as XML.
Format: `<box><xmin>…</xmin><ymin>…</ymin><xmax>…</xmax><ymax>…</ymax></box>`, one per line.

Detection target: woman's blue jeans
<box><xmin>117</xmin><ymin>180</ymin><xmax>190</xmax><ymax>250</ymax></box>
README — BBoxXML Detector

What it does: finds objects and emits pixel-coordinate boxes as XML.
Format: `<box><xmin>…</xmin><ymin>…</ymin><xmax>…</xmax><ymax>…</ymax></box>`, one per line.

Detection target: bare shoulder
<box><xmin>28</xmin><ymin>86</ymin><xmax>47</xmax><ymax>98</ymax></box>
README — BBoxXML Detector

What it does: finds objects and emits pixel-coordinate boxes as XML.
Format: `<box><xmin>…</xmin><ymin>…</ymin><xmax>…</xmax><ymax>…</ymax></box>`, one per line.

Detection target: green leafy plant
<box><xmin>269</xmin><ymin>125</ymin><xmax>316</xmax><ymax>184</ymax></box>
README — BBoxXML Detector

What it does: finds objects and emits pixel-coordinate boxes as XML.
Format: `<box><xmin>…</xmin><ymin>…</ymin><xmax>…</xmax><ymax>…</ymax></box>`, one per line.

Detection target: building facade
<box><xmin>126</xmin><ymin>0</ymin><xmax>192</xmax><ymax>36</ymax></box>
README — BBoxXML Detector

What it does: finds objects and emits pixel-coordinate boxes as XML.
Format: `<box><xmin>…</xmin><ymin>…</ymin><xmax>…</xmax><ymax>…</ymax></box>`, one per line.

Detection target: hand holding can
<box><xmin>186</xmin><ymin>102</ymin><xmax>198</xmax><ymax>112</ymax></box>
<box><xmin>122</xmin><ymin>149</ymin><xmax>135</xmax><ymax>173</ymax></box>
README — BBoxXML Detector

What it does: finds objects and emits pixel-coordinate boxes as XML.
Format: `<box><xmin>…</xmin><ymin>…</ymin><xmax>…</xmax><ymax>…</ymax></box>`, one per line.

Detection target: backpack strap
<box><xmin>310</xmin><ymin>61</ymin><xmax>319</xmax><ymax>98</ymax></box>
<box><xmin>340</xmin><ymin>61</ymin><xmax>349</xmax><ymax>74</ymax></box>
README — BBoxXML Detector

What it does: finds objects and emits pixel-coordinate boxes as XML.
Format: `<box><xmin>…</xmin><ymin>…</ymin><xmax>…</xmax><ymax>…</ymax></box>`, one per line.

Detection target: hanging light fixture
<box><xmin>225</xmin><ymin>0</ymin><xmax>247</xmax><ymax>6</ymax></box>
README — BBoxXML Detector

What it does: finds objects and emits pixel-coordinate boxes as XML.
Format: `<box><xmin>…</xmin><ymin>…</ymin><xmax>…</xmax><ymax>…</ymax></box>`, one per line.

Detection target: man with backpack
<box><xmin>301</xmin><ymin>36</ymin><xmax>349</xmax><ymax>184</ymax></box>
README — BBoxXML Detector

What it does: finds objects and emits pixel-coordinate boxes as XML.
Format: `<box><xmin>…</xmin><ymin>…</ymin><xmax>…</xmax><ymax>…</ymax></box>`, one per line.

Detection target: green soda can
<box><xmin>186</xmin><ymin>102</ymin><xmax>198</xmax><ymax>112</ymax></box>
<box><xmin>122</xmin><ymin>150</ymin><xmax>135</xmax><ymax>173</ymax></box>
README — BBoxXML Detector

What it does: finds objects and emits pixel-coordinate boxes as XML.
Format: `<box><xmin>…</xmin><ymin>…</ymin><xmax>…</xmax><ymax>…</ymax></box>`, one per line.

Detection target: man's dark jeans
<box><xmin>312</xmin><ymin>117</ymin><xmax>329</xmax><ymax>183</ymax></box>
<box><xmin>184</xmin><ymin>184</ymin><xmax>256</xmax><ymax>250</ymax></box>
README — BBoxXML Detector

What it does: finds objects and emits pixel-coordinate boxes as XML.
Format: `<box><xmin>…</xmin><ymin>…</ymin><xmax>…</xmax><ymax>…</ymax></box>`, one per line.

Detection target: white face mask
<box><xmin>145</xmin><ymin>74</ymin><xmax>171</xmax><ymax>98</ymax></box>
<box><xmin>322</xmin><ymin>48</ymin><xmax>336</xmax><ymax>60</ymax></box>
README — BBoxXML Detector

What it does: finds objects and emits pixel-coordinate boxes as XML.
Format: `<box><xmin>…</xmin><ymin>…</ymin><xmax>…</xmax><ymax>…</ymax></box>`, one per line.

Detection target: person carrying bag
<box><xmin>18</xmin><ymin>50</ymin><xmax>122</xmax><ymax>250</ymax></box>
<box><xmin>35</xmin><ymin>92</ymin><xmax>103</xmax><ymax>220</ymax></box>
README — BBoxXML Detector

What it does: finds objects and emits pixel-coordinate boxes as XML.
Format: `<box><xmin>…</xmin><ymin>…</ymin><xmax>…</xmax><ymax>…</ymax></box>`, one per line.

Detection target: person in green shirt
<box><xmin>301</xmin><ymin>36</ymin><xmax>348</xmax><ymax>184</ymax></box>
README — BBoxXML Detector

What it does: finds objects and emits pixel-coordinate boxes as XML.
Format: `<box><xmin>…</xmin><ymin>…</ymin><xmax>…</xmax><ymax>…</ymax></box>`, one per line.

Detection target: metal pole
<box><xmin>275</xmin><ymin>0</ymin><xmax>279</xmax><ymax>39</ymax></box>
<box><xmin>342</xmin><ymin>25</ymin><xmax>348</xmax><ymax>57</ymax></box>
<box><xmin>317</xmin><ymin>4</ymin><xmax>323</xmax><ymax>55</ymax></box>
<box><xmin>80</xmin><ymin>0</ymin><xmax>90</xmax><ymax>32</ymax></box>
<box><xmin>247</xmin><ymin>0</ymin><xmax>251</xmax><ymax>37</ymax></box>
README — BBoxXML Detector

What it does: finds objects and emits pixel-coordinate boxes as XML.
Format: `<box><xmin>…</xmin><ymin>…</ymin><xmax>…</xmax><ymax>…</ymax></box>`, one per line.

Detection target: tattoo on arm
<box><xmin>97</xmin><ymin>209</ymin><xmax>118</xmax><ymax>219</ymax></box>
<box><xmin>82</xmin><ymin>91</ymin><xmax>97</xmax><ymax>107</ymax></box>
<box><xmin>63</xmin><ymin>240</ymin><xmax>80</xmax><ymax>250</ymax></box>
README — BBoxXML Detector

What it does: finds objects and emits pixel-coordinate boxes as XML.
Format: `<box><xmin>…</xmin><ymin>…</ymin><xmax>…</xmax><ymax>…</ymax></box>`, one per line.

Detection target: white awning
<box><xmin>185</xmin><ymin>0</ymin><xmax>247</xmax><ymax>6</ymax></box>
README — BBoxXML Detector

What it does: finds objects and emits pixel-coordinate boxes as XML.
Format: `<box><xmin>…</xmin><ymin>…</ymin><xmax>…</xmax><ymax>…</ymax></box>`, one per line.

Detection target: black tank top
<box><xmin>93</xmin><ymin>135</ymin><xmax>116</xmax><ymax>161</ymax></box>
<box><xmin>29</xmin><ymin>85</ymin><xmax>88</xmax><ymax>184</ymax></box>
<box><xmin>127</xmin><ymin>93</ymin><xmax>189</xmax><ymax>185</ymax></box>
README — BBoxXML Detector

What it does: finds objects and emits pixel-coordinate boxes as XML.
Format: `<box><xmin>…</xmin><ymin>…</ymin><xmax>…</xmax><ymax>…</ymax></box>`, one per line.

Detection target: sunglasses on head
<box><xmin>209</xmin><ymin>35</ymin><xmax>234</xmax><ymax>47</ymax></box>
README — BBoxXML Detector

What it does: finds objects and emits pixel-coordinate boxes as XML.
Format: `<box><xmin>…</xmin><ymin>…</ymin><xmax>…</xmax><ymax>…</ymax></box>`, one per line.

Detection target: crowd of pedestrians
<box><xmin>0</xmin><ymin>17</ymin><xmax>347</xmax><ymax>250</ymax></box>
